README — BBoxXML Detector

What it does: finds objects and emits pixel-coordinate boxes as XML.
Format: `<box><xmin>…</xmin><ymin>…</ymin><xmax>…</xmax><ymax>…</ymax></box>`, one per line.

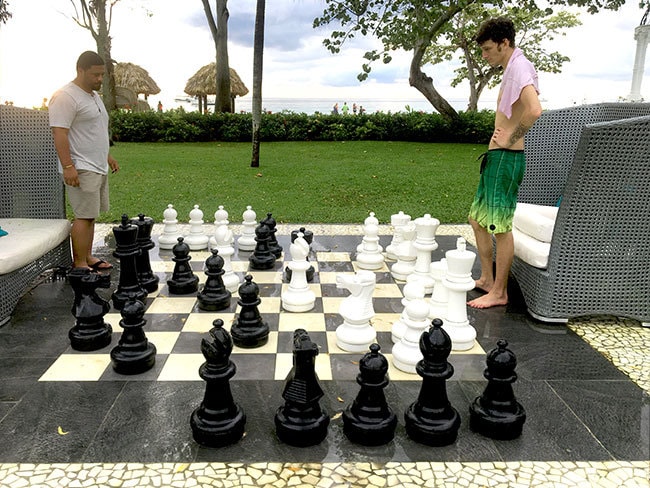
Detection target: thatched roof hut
<box><xmin>184</xmin><ymin>63</ymin><xmax>249</xmax><ymax>112</ymax></box>
<box><xmin>114</xmin><ymin>62</ymin><xmax>161</xmax><ymax>99</ymax></box>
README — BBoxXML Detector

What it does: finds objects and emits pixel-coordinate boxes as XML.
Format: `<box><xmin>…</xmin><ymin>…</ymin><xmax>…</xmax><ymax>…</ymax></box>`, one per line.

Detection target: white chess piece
<box><xmin>281</xmin><ymin>233</ymin><xmax>316</xmax><ymax>312</ymax></box>
<box><xmin>390</xmin><ymin>221</ymin><xmax>417</xmax><ymax>281</ymax></box>
<box><xmin>391</xmin><ymin>298</ymin><xmax>430</xmax><ymax>374</ymax></box>
<box><xmin>158</xmin><ymin>204</ymin><xmax>184</xmax><ymax>250</ymax></box>
<box><xmin>385</xmin><ymin>211</ymin><xmax>411</xmax><ymax>261</ymax></box>
<box><xmin>429</xmin><ymin>258</ymin><xmax>448</xmax><ymax>321</ymax></box>
<box><xmin>214</xmin><ymin>224</ymin><xmax>240</xmax><ymax>293</ymax></box>
<box><xmin>335</xmin><ymin>270</ymin><xmax>377</xmax><ymax>352</ymax></box>
<box><xmin>184</xmin><ymin>205</ymin><xmax>209</xmax><ymax>250</ymax></box>
<box><xmin>406</xmin><ymin>213</ymin><xmax>439</xmax><ymax>294</ymax></box>
<box><xmin>209</xmin><ymin>205</ymin><xmax>233</xmax><ymax>248</ymax></box>
<box><xmin>237</xmin><ymin>205</ymin><xmax>257</xmax><ymax>251</ymax></box>
<box><xmin>391</xmin><ymin>281</ymin><xmax>425</xmax><ymax>343</ymax></box>
<box><xmin>356</xmin><ymin>222</ymin><xmax>385</xmax><ymax>270</ymax></box>
<box><xmin>357</xmin><ymin>212</ymin><xmax>383</xmax><ymax>253</ymax></box>
<box><xmin>442</xmin><ymin>237</ymin><xmax>477</xmax><ymax>351</ymax></box>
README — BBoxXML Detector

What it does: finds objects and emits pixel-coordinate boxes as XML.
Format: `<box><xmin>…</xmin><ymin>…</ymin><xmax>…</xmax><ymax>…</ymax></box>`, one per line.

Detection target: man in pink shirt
<box><xmin>467</xmin><ymin>18</ymin><xmax>542</xmax><ymax>309</ymax></box>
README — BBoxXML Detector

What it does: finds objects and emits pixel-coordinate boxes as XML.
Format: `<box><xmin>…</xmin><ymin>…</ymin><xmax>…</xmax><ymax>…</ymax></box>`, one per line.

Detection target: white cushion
<box><xmin>0</xmin><ymin>218</ymin><xmax>70</xmax><ymax>274</ymax></box>
<box><xmin>513</xmin><ymin>226</ymin><xmax>551</xmax><ymax>269</ymax></box>
<box><xmin>513</xmin><ymin>202</ymin><xmax>558</xmax><ymax>243</ymax></box>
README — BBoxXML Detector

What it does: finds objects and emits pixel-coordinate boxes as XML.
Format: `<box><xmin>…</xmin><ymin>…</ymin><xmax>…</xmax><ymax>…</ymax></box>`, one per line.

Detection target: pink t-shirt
<box><xmin>498</xmin><ymin>48</ymin><xmax>539</xmax><ymax>119</ymax></box>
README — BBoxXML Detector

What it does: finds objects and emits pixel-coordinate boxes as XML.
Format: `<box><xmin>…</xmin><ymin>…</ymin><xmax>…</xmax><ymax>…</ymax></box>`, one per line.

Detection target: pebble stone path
<box><xmin>1</xmin><ymin>225</ymin><xmax>648</xmax><ymax>488</ymax></box>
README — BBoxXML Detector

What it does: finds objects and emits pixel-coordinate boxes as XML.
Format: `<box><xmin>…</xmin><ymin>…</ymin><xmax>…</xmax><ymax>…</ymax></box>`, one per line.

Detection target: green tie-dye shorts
<box><xmin>468</xmin><ymin>148</ymin><xmax>525</xmax><ymax>234</ymax></box>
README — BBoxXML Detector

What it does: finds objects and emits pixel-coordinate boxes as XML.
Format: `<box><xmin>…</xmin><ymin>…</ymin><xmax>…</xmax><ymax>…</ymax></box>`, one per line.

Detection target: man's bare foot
<box><xmin>474</xmin><ymin>279</ymin><xmax>493</xmax><ymax>293</ymax></box>
<box><xmin>467</xmin><ymin>292</ymin><xmax>508</xmax><ymax>309</ymax></box>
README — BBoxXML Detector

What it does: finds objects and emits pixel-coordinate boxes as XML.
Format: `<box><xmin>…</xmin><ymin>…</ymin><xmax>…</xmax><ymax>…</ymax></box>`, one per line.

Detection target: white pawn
<box><xmin>335</xmin><ymin>270</ymin><xmax>377</xmax><ymax>352</ymax></box>
<box><xmin>391</xmin><ymin>281</ymin><xmax>425</xmax><ymax>343</ymax></box>
<box><xmin>391</xmin><ymin>298</ymin><xmax>430</xmax><ymax>374</ymax></box>
<box><xmin>406</xmin><ymin>213</ymin><xmax>439</xmax><ymax>294</ymax></box>
<box><xmin>429</xmin><ymin>258</ymin><xmax>448</xmax><ymax>321</ymax></box>
<box><xmin>237</xmin><ymin>205</ymin><xmax>257</xmax><ymax>251</ymax></box>
<box><xmin>159</xmin><ymin>204</ymin><xmax>184</xmax><ymax>250</ymax></box>
<box><xmin>385</xmin><ymin>211</ymin><xmax>411</xmax><ymax>261</ymax></box>
<box><xmin>214</xmin><ymin>224</ymin><xmax>240</xmax><ymax>293</ymax></box>
<box><xmin>184</xmin><ymin>205</ymin><xmax>209</xmax><ymax>250</ymax></box>
<box><xmin>443</xmin><ymin>237</ymin><xmax>477</xmax><ymax>351</ymax></box>
<box><xmin>357</xmin><ymin>212</ymin><xmax>383</xmax><ymax>253</ymax></box>
<box><xmin>390</xmin><ymin>221</ymin><xmax>417</xmax><ymax>281</ymax></box>
<box><xmin>356</xmin><ymin>222</ymin><xmax>385</xmax><ymax>270</ymax></box>
<box><xmin>281</xmin><ymin>233</ymin><xmax>316</xmax><ymax>312</ymax></box>
<box><xmin>209</xmin><ymin>205</ymin><xmax>232</xmax><ymax>248</ymax></box>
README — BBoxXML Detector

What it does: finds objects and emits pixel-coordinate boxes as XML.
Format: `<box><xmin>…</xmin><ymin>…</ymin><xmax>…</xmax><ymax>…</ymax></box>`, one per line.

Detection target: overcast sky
<box><xmin>0</xmin><ymin>0</ymin><xmax>648</xmax><ymax>111</ymax></box>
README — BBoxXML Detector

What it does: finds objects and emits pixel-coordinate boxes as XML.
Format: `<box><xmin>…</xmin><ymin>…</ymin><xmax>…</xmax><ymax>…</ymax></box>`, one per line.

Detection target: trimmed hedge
<box><xmin>111</xmin><ymin>108</ymin><xmax>495</xmax><ymax>144</ymax></box>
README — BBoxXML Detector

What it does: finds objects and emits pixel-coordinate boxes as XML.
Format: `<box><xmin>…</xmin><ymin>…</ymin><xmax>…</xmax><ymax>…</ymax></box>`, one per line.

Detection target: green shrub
<box><xmin>110</xmin><ymin>109</ymin><xmax>495</xmax><ymax>144</ymax></box>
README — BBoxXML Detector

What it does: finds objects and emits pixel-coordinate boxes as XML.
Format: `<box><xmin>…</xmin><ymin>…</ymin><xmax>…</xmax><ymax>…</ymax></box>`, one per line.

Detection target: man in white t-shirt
<box><xmin>49</xmin><ymin>51</ymin><xmax>119</xmax><ymax>271</ymax></box>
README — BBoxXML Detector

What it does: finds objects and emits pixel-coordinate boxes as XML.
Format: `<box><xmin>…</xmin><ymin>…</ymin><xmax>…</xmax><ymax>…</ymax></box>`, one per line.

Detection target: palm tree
<box><xmin>251</xmin><ymin>0</ymin><xmax>265</xmax><ymax>167</ymax></box>
<box><xmin>201</xmin><ymin>0</ymin><xmax>232</xmax><ymax>113</ymax></box>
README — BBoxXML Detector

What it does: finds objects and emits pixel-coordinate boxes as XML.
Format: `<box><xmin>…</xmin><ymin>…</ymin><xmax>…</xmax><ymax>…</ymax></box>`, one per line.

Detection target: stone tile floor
<box><xmin>0</xmin><ymin>225</ymin><xmax>648</xmax><ymax>488</ymax></box>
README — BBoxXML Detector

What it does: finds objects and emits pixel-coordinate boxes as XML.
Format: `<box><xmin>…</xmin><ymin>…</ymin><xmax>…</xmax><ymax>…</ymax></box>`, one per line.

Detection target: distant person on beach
<box><xmin>341</xmin><ymin>102</ymin><xmax>350</xmax><ymax>115</ymax></box>
<box><xmin>49</xmin><ymin>50</ymin><xmax>119</xmax><ymax>272</ymax></box>
<box><xmin>332</xmin><ymin>103</ymin><xmax>339</xmax><ymax>115</ymax></box>
<box><xmin>352</xmin><ymin>103</ymin><xmax>357</xmax><ymax>115</ymax></box>
<box><xmin>157</xmin><ymin>100</ymin><xmax>163</xmax><ymax>112</ymax></box>
<box><xmin>467</xmin><ymin>17</ymin><xmax>541</xmax><ymax>310</ymax></box>
<box><xmin>359</xmin><ymin>105</ymin><xmax>366</xmax><ymax>115</ymax></box>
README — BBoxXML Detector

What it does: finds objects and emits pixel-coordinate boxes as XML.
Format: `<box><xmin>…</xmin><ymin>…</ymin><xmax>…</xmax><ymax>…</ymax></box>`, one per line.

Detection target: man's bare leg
<box><xmin>468</xmin><ymin>231</ymin><xmax>512</xmax><ymax>309</ymax></box>
<box><xmin>469</xmin><ymin>217</ymin><xmax>495</xmax><ymax>292</ymax></box>
<box><xmin>70</xmin><ymin>218</ymin><xmax>95</xmax><ymax>268</ymax></box>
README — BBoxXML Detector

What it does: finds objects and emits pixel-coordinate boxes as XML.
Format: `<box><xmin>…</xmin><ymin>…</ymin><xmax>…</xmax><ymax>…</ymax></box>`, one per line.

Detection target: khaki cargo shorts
<box><xmin>65</xmin><ymin>170</ymin><xmax>109</xmax><ymax>219</ymax></box>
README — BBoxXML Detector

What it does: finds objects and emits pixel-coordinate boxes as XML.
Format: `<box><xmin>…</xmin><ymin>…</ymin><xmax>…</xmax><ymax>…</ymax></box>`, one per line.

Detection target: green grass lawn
<box><xmin>96</xmin><ymin>141</ymin><xmax>483</xmax><ymax>224</ymax></box>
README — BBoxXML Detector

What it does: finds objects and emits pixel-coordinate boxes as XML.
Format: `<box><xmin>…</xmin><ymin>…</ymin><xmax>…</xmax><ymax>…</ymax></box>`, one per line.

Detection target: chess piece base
<box><xmin>343</xmin><ymin>410</ymin><xmax>397</xmax><ymax>446</ymax></box>
<box><xmin>231</xmin><ymin>326</ymin><xmax>269</xmax><ymax>348</ymax></box>
<box><xmin>167</xmin><ymin>277</ymin><xmax>199</xmax><ymax>295</ymax></box>
<box><xmin>469</xmin><ymin>399</ymin><xmax>526</xmax><ymax>440</ymax></box>
<box><xmin>404</xmin><ymin>404</ymin><xmax>461</xmax><ymax>447</ymax></box>
<box><xmin>69</xmin><ymin>323</ymin><xmax>113</xmax><ymax>351</ymax></box>
<box><xmin>190</xmin><ymin>405</ymin><xmax>246</xmax><ymax>447</ymax></box>
<box><xmin>335</xmin><ymin>321</ymin><xmax>377</xmax><ymax>352</ymax></box>
<box><xmin>110</xmin><ymin>344</ymin><xmax>157</xmax><ymax>375</ymax></box>
<box><xmin>275</xmin><ymin>407</ymin><xmax>329</xmax><ymax>447</ymax></box>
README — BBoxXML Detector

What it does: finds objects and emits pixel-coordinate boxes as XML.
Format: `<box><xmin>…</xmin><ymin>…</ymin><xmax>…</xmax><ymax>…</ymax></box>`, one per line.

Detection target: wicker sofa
<box><xmin>511</xmin><ymin>103</ymin><xmax>650</xmax><ymax>325</ymax></box>
<box><xmin>0</xmin><ymin>105</ymin><xmax>72</xmax><ymax>326</ymax></box>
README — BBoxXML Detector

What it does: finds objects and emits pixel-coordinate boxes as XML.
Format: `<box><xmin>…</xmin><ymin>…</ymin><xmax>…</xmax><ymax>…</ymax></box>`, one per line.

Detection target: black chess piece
<box><xmin>230</xmin><ymin>275</ymin><xmax>269</xmax><ymax>348</ymax></box>
<box><xmin>131</xmin><ymin>213</ymin><xmax>159</xmax><ymax>293</ymax></box>
<box><xmin>167</xmin><ymin>237</ymin><xmax>199</xmax><ymax>295</ymax></box>
<box><xmin>110</xmin><ymin>299</ymin><xmax>156</xmax><ymax>375</ymax></box>
<box><xmin>275</xmin><ymin>329</ymin><xmax>329</xmax><ymax>447</ymax></box>
<box><xmin>197</xmin><ymin>249</ymin><xmax>232</xmax><ymax>311</ymax></box>
<box><xmin>68</xmin><ymin>267</ymin><xmax>113</xmax><ymax>351</ymax></box>
<box><xmin>404</xmin><ymin>318</ymin><xmax>461</xmax><ymax>446</ymax></box>
<box><xmin>285</xmin><ymin>227</ymin><xmax>315</xmax><ymax>282</ymax></box>
<box><xmin>111</xmin><ymin>214</ymin><xmax>148</xmax><ymax>310</ymax></box>
<box><xmin>343</xmin><ymin>343</ymin><xmax>397</xmax><ymax>446</ymax></box>
<box><xmin>249</xmin><ymin>223</ymin><xmax>276</xmax><ymax>270</ymax></box>
<box><xmin>191</xmin><ymin>319</ymin><xmax>246</xmax><ymax>447</ymax></box>
<box><xmin>260</xmin><ymin>212</ymin><xmax>283</xmax><ymax>259</ymax></box>
<box><xmin>469</xmin><ymin>339</ymin><xmax>526</xmax><ymax>440</ymax></box>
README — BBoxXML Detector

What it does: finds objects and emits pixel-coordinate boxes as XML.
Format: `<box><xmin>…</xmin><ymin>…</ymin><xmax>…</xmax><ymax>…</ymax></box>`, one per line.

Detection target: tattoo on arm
<box><xmin>509</xmin><ymin>123</ymin><xmax>531</xmax><ymax>146</ymax></box>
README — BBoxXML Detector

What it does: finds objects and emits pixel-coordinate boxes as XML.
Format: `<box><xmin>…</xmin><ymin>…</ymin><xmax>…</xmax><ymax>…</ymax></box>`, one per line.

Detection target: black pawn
<box><xmin>343</xmin><ymin>343</ymin><xmax>397</xmax><ymax>446</ymax></box>
<box><xmin>275</xmin><ymin>329</ymin><xmax>329</xmax><ymax>447</ymax></box>
<box><xmin>68</xmin><ymin>267</ymin><xmax>113</xmax><ymax>351</ymax></box>
<box><xmin>191</xmin><ymin>319</ymin><xmax>246</xmax><ymax>447</ymax></box>
<box><xmin>230</xmin><ymin>275</ymin><xmax>269</xmax><ymax>348</ymax></box>
<box><xmin>197</xmin><ymin>249</ymin><xmax>232</xmax><ymax>311</ymax></box>
<box><xmin>110</xmin><ymin>299</ymin><xmax>156</xmax><ymax>375</ymax></box>
<box><xmin>167</xmin><ymin>237</ymin><xmax>199</xmax><ymax>294</ymax></box>
<box><xmin>112</xmin><ymin>214</ymin><xmax>148</xmax><ymax>310</ymax></box>
<box><xmin>470</xmin><ymin>339</ymin><xmax>526</xmax><ymax>440</ymax></box>
<box><xmin>285</xmin><ymin>227</ymin><xmax>315</xmax><ymax>282</ymax></box>
<box><xmin>131</xmin><ymin>213</ymin><xmax>159</xmax><ymax>293</ymax></box>
<box><xmin>260</xmin><ymin>212</ymin><xmax>283</xmax><ymax>259</ymax></box>
<box><xmin>404</xmin><ymin>318</ymin><xmax>461</xmax><ymax>446</ymax></box>
<box><xmin>249</xmin><ymin>223</ymin><xmax>276</xmax><ymax>270</ymax></box>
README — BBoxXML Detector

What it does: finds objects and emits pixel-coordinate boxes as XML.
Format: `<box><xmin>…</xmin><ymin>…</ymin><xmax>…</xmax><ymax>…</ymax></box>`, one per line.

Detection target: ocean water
<box><xmin>172</xmin><ymin>96</ymin><xmax>498</xmax><ymax>114</ymax></box>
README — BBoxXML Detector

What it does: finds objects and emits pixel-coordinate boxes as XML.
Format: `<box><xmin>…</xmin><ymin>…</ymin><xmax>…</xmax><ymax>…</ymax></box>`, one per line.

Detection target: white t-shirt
<box><xmin>49</xmin><ymin>82</ymin><xmax>110</xmax><ymax>174</ymax></box>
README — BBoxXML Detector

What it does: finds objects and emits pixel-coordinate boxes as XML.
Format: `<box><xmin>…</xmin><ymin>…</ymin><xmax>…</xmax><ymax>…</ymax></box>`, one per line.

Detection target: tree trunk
<box><xmin>215</xmin><ymin>0</ymin><xmax>231</xmax><ymax>113</ymax></box>
<box><xmin>251</xmin><ymin>0</ymin><xmax>265</xmax><ymax>168</ymax></box>
<box><xmin>95</xmin><ymin>0</ymin><xmax>116</xmax><ymax>112</ymax></box>
<box><xmin>409</xmin><ymin>37</ymin><xmax>458</xmax><ymax>120</ymax></box>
